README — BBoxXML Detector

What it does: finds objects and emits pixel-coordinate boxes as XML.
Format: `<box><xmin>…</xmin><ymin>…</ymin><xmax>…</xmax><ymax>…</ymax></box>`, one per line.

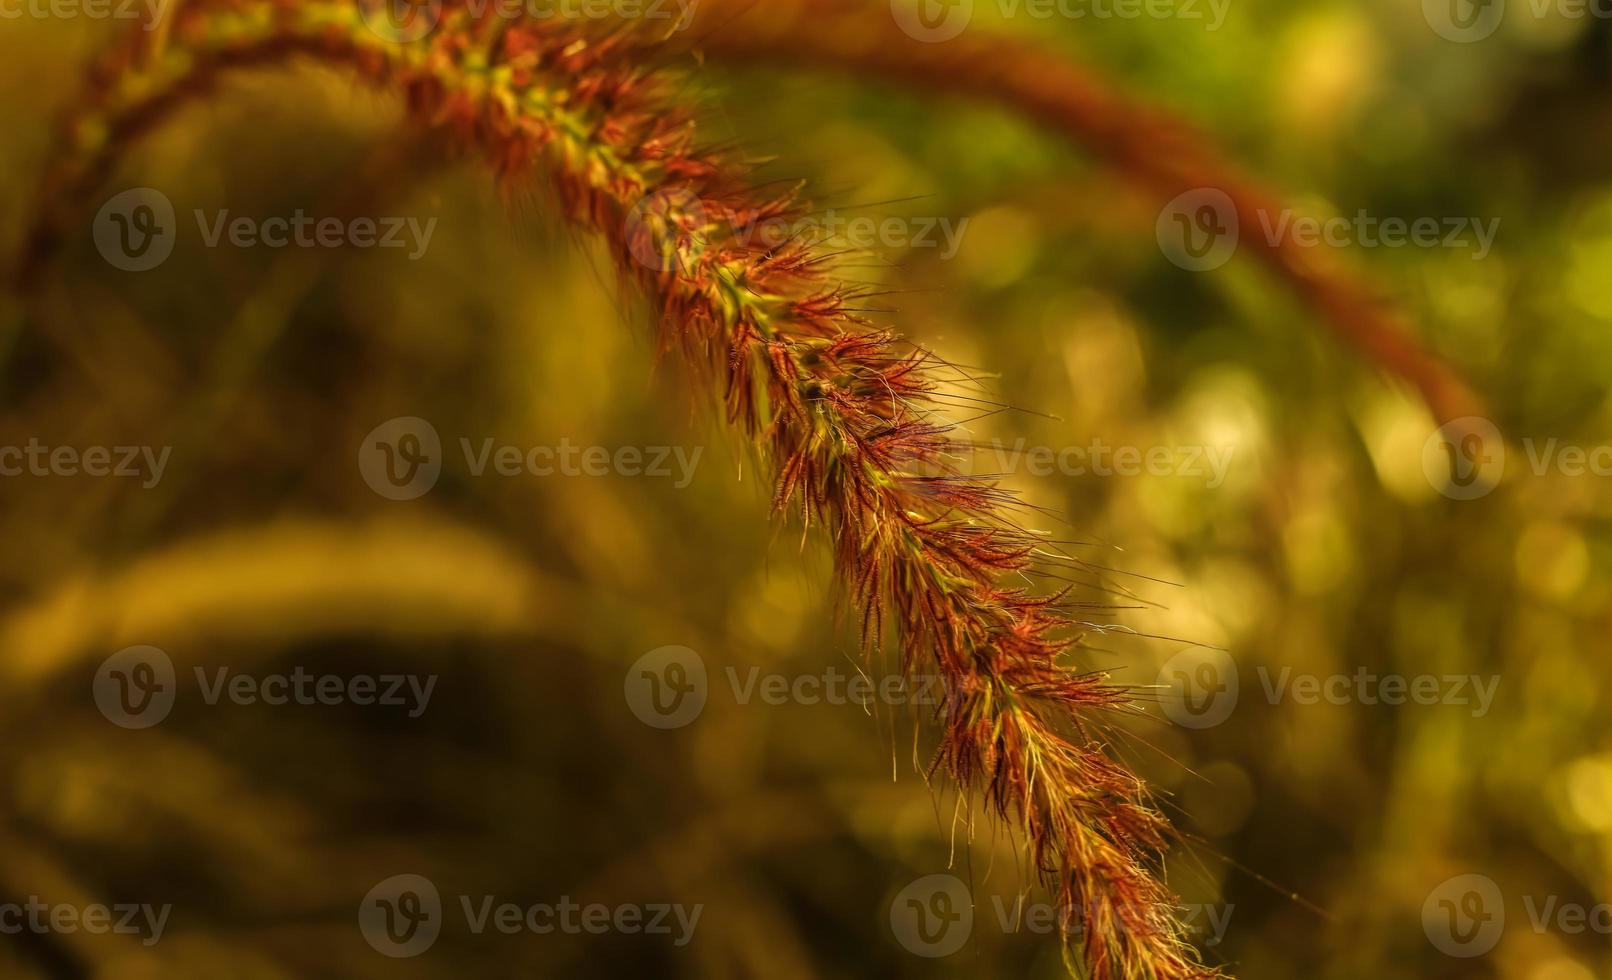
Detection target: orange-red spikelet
<box><xmin>19</xmin><ymin>5</ymin><xmax>1224</xmax><ymax>976</ymax></box>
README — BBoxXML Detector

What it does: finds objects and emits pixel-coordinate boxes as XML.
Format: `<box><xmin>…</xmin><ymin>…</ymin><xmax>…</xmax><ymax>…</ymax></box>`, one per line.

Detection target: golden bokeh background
<box><xmin>2</xmin><ymin>2</ymin><xmax>1610</xmax><ymax>977</ymax></box>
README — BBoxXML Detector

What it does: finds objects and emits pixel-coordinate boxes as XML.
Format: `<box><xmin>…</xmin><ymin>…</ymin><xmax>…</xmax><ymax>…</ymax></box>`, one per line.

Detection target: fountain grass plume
<box><xmin>19</xmin><ymin>4</ymin><xmax>1223</xmax><ymax>975</ymax></box>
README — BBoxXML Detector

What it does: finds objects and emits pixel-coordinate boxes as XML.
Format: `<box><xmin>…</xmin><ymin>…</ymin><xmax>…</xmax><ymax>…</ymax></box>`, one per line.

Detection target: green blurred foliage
<box><xmin>2</xmin><ymin>4</ymin><xmax>1611</xmax><ymax>979</ymax></box>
